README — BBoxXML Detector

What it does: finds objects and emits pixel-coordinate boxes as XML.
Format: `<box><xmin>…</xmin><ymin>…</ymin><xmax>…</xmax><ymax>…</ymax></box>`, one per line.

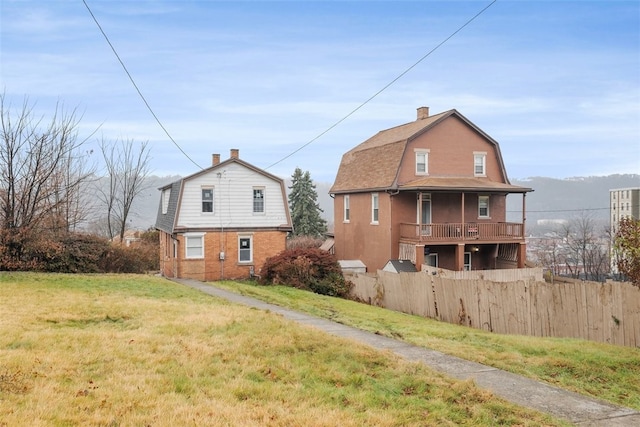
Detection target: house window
<box><xmin>371</xmin><ymin>193</ymin><xmax>379</xmax><ymax>224</ymax></box>
<box><xmin>185</xmin><ymin>233</ymin><xmax>205</xmax><ymax>259</ymax></box>
<box><xmin>474</xmin><ymin>152</ymin><xmax>486</xmax><ymax>176</ymax></box>
<box><xmin>478</xmin><ymin>195</ymin><xmax>490</xmax><ymax>218</ymax></box>
<box><xmin>344</xmin><ymin>195</ymin><xmax>350</xmax><ymax>222</ymax></box>
<box><xmin>253</xmin><ymin>187</ymin><xmax>265</xmax><ymax>213</ymax></box>
<box><xmin>202</xmin><ymin>187</ymin><xmax>214</xmax><ymax>213</ymax></box>
<box><xmin>162</xmin><ymin>189</ymin><xmax>171</xmax><ymax>214</ymax></box>
<box><xmin>239</xmin><ymin>236</ymin><xmax>252</xmax><ymax>263</ymax></box>
<box><xmin>415</xmin><ymin>149</ymin><xmax>429</xmax><ymax>175</ymax></box>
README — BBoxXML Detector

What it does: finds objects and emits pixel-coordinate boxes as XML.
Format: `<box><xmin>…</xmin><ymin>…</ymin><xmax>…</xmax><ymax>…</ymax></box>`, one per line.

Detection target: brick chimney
<box><xmin>417</xmin><ymin>106</ymin><xmax>429</xmax><ymax>120</ymax></box>
<box><xmin>230</xmin><ymin>148</ymin><xmax>239</xmax><ymax>159</ymax></box>
<box><xmin>212</xmin><ymin>153</ymin><xmax>220</xmax><ymax>166</ymax></box>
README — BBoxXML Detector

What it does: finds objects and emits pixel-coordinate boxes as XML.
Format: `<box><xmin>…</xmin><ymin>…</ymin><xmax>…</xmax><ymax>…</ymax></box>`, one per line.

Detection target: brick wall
<box><xmin>171</xmin><ymin>230</ymin><xmax>287</xmax><ymax>281</ymax></box>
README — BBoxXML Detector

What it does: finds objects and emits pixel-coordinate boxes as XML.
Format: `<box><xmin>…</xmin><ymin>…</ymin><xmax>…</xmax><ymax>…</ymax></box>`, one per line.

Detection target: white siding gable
<box><xmin>176</xmin><ymin>162</ymin><xmax>289</xmax><ymax>229</ymax></box>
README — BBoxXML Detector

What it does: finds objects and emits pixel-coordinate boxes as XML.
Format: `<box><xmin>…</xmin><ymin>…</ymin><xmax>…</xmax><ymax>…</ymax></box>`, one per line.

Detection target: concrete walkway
<box><xmin>171</xmin><ymin>278</ymin><xmax>639</xmax><ymax>426</ymax></box>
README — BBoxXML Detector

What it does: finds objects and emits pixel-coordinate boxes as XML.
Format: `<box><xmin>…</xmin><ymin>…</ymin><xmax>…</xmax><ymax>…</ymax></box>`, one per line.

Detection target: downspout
<box><xmin>173</xmin><ymin>236</ymin><xmax>178</xmax><ymax>278</ymax></box>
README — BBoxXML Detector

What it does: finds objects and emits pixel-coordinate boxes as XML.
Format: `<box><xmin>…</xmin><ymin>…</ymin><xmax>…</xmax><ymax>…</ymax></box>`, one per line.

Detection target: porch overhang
<box><xmin>398</xmin><ymin>177</ymin><xmax>532</xmax><ymax>194</ymax></box>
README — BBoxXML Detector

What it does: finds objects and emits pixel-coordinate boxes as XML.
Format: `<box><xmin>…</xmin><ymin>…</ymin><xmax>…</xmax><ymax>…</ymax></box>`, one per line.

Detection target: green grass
<box><xmin>212</xmin><ymin>279</ymin><xmax>640</xmax><ymax>411</ymax></box>
<box><xmin>0</xmin><ymin>272</ymin><xmax>566</xmax><ymax>426</ymax></box>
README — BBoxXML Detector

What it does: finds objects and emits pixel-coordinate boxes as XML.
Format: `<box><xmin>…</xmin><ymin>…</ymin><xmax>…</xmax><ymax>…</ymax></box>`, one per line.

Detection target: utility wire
<box><xmin>507</xmin><ymin>205</ymin><xmax>640</xmax><ymax>214</ymax></box>
<box><xmin>265</xmin><ymin>0</ymin><xmax>498</xmax><ymax>170</ymax></box>
<box><xmin>82</xmin><ymin>0</ymin><xmax>203</xmax><ymax>170</ymax></box>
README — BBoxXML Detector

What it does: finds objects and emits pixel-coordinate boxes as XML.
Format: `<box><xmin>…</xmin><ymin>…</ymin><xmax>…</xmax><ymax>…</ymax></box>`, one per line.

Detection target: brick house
<box><xmin>330</xmin><ymin>107</ymin><xmax>532</xmax><ymax>272</ymax></box>
<box><xmin>155</xmin><ymin>149</ymin><xmax>292</xmax><ymax>280</ymax></box>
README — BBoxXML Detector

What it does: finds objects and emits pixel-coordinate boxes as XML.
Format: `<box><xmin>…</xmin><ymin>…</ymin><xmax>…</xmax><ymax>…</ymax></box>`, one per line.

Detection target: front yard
<box><xmin>0</xmin><ymin>273</ymin><xmax>564</xmax><ymax>426</ymax></box>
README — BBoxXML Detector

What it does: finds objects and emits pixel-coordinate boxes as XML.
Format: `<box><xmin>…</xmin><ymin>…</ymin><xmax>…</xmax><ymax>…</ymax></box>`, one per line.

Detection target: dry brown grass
<box><xmin>0</xmin><ymin>273</ymin><xmax>565</xmax><ymax>426</ymax></box>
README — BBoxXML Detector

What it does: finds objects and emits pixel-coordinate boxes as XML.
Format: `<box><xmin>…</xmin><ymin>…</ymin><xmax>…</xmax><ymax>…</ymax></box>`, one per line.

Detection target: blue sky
<box><xmin>1</xmin><ymin>0</ymin><xmax>639</xmax><ymax>183</ymax></box>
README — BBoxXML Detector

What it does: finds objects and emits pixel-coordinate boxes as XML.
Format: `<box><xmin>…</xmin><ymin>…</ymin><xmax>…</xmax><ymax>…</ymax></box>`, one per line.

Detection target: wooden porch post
<box><xmin>518</xmin><ymin>193</ymin><xmax>528</xmax><ymax>268</ymax></box>
<box><xmin>455</xmin><ymin>244</ymin><xmax>465</xmax><ymax>271</ymax></box>
<box><xmin>418</xmin><ymin>192</ymin><xmax>423</xmax><ymax>231</ymax></box>
<box><xmin>518</xmin><ymin>243</ymin><xmax>526</xmax><ymax>268</ymax></box>
<box><xmin>415</xmin><ymin>245</ymin><xmax>425</xmax><ymax>271</ymax></box>
<box><xmin>522</xmin><ymin>193</ymin><xmax>527</xmax><ymax>236</ymax></box>
<box><xmin>461</xmin><ymin>192</ymin><xmax>465</xmax><ymax>229</ymax></box>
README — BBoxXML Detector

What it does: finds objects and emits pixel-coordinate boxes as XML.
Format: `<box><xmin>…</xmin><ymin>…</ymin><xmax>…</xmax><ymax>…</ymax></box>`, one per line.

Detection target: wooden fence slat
<box><xmin>349</xmin><ymin>271</ymin><xmax>639</xmax><ymax>347</ymax></box>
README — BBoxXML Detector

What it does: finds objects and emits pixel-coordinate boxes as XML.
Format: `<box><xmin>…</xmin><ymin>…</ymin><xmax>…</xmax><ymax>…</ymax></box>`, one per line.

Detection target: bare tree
<box><xmin>98</xmin><ymin>138</ymin><xmax>152</xmax><ymax>242</ymax></box>
<box><xmin>0</xmin><ymin>94</ymin><xmax>94</xmax><ymax>264</ymax></box>
<box><xmin>560</xmin><ymin>212</ymin><xmax>610</xmax><ymax>281</ymax></box>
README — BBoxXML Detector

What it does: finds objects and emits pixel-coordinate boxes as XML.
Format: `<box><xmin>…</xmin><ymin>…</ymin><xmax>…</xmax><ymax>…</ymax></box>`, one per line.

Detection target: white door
<box><xmin>464</xmin><ymin>252</ymin><xmax>472</xmax><ymax>271</ymax></box>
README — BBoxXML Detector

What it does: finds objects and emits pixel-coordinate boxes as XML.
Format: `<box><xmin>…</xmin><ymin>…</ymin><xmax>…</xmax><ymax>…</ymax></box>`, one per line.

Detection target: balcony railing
<box><xmin>399</xmin><ymin>222</ymin><xmax>524</xmax><ymax>242</ymax></box>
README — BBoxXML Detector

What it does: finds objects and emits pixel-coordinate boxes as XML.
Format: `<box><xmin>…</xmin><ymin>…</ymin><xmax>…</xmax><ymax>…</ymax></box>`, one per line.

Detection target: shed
<box><xmin>383</xmin><ymin>259</ymin><xmax>417</xmax><ymax>273</ymax></box>
<box><xmin>338</xmin><ymin>260</ymin><xmax>366</xmax><ymax>274</ymax></box>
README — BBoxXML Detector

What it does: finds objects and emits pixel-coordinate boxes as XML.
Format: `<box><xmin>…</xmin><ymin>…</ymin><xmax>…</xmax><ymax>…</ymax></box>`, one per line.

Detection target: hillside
<box><xmin>507</xmin><ymin>174</ymin><xmax>639</xmax><ymax>228</ymax></box>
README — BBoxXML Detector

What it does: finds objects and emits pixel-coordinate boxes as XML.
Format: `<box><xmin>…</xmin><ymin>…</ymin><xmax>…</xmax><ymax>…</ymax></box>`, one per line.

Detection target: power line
<box><xmin>265</xmin><ymin>0</ymin><xmax>498</xmax><ymax>170</ymax></box>
<box><xmin>82</xmin><ymin>0</ymin><xmax>203</xmax><ymax>170</ymax></box>
<box><xmin>507</xmin><ymin>205</ymin><xmax>640</xmax><ymax>214</ymax></box>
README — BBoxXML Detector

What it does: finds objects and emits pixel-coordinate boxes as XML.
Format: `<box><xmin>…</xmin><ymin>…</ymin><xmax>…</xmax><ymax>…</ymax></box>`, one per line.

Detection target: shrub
<box><xmin>44</xmin><ymin>233</ymin><xmax>110</xmax><ymax>273</ymax></box>
<box><xmin>286</xmin><ymin>235</ymin><xmax>324</xmax><ymax>250</ymax></box>
<box><xmin>0</xmin><ymin>229</ymin><xmax>160</xmax><ymax>274</ymax></box>
<box><xmin>260</xmin><ymin>248</ymin><xmax>352</xmax><ymax>298</ymax></box>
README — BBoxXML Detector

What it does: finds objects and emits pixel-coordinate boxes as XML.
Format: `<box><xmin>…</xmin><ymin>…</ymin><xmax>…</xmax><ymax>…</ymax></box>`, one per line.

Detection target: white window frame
<box><xmin>464</xmin><ymin>252</ymin><xmax>472</xmax><ymax>271</ymax></box>
<box><xmin>478</xmin><ymin>195</ymin><xmax>490</xmax><ymax>218</ymax></box>
<box><xmin>184</xmin><ymin>233</ymin><xmax>205</xmax><ymax>259</ymax></box>
<box><xmin>371</xmin><ymin>193</ymin><xmax>379</xmax><ymax>224</ymax></box>
<box><xmin>415</xmin><ymin>149</ymin><xmax>429</xmax><ymax>175</ymax></box>
<box><xmin>238</xmin><ymin>235</ymin><xmax>253</xmax><ymax>263</ymax></box>
<box><xmin>474</xmin><ymin>152</ymin><xmax>486</xmax><ymax>177</ymax></box>
<box><xmin>253</xmin><ymin>187</ymin><xmax>265</xmax><ymax>214</ymax></box>
<box><xmin>161</xmin><ymin>189</ymin><xmax>171</xmax><ymax>214</ymax></box>
<box><xmin>201</xmin><ymin>187</ymin><xmax>214</xmax><ymax>213</ymax></box>
<box><xmin>343</xmin><ymin>195</ymin><xmax>350</xmax><ymax>222</ymax></box>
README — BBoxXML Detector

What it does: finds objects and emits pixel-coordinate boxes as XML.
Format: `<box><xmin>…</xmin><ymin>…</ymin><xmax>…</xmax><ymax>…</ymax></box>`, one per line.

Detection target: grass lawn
<box><xmin>212</xmin><ymin>280</ymin><xmax>640</xmax><ymax>412</ymax></box>
<box><xmin>0</xmin><ymin>273</ymin><xmax>566</xmax><ymax>426</ymax></box>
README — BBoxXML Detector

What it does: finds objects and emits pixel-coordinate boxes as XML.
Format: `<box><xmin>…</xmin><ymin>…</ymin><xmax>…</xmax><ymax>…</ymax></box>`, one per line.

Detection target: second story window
<box><xmin>415</xmin><ymin>149</ymin><xmax>429</xmax><ymax>175</ymax></box>
<box><xmin>202</xmin><ymin>187</ymin><xmax>214</xmax><ymax>213</ymax></box>
<box><xmin>344</xmin><ymin>195</ymin><xmax>350</xmax><ymax>222</ymax></box>
<box><xmin>371</xmin><ymin>193</ymin><xmax>379</xmax><ymax>224</ymax></box>
<box><xmin>478</xmin><ymin>195</ymin><xmax>490</xmax><ymax>218</ymax></box>
<box><xmin>474</xmin><ymin>152</ymin><xmax>486</xmax><ymax>176</ymax></box>
<box><xmin>253</xmin><ymin>187</ymin><xmax>265</xmax><ymax>213</ymax></box>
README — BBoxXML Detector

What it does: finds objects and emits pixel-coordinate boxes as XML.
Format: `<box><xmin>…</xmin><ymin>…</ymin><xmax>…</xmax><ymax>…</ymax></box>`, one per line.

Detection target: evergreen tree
<box><xmin>288</xmin><ymin>167</ymin><xmax>327</xmax><ymax>238</ymax></box>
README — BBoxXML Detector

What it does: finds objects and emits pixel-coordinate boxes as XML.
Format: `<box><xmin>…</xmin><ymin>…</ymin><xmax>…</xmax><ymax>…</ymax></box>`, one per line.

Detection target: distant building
<box><xmin>609</xmin><ymin>187</ymin><xmax>640</xmax><ymax>274</ymax></box>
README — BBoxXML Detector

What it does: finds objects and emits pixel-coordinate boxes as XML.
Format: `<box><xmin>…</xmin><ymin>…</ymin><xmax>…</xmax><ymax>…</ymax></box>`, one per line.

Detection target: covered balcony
<box><xmin>399</xmin><ymin>221</ymin><xmax>525</xmax><ymax>243</ymax></box>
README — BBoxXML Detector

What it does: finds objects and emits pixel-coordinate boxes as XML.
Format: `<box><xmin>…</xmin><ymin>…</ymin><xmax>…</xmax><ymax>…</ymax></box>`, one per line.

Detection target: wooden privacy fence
<box><xmin>349</xmin><ymin>270</ymin><xmax>640</xmax><ymax>347</ymax></box>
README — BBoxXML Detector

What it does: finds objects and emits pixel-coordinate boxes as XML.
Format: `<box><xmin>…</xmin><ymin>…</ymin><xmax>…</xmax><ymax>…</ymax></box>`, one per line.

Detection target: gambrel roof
<box><xmin>155</xmin><ymin>155</ymin><xmax>292</xmax><ymax>234</ymax></box>
<box><xmin>330</xmin><ymin>109</ymin><xmax>531</xmax><ymax>194</ymax></box>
